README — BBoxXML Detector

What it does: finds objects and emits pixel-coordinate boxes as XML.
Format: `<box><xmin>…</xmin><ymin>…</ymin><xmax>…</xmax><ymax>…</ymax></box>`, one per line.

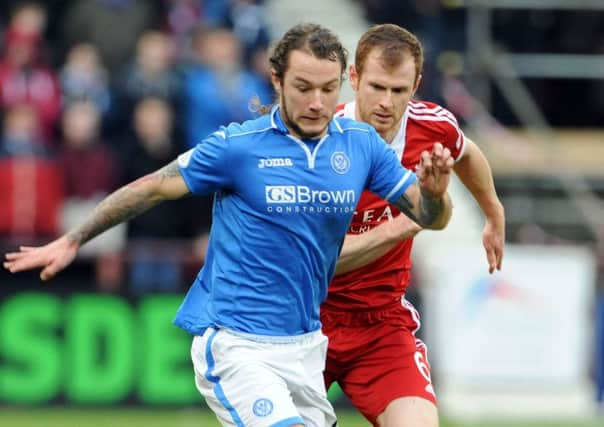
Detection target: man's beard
<box><xmin>281</xmin><ymin>91</ymin><xmax>327</xmax><ymax>139</ymax></box>
<box><xmin>359</xmin><ymin>105</ymin><xmax>401</xmax><ymax>143</ymax></box>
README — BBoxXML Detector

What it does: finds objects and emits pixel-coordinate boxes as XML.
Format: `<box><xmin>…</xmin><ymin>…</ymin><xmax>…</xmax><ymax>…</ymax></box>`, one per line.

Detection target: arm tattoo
<box><xmin>66</xmin><ymin>161</ymin><xmax>183</xmax><ymax>246</ymax></box>
<box><xmin>393</xmin><ymin>182</ymin><xmax>444</xmax><ymax>227</ymax></box>
<box><xmin>158</xmin><ymin>161</ymin><xmax>183</xmax><ymax>179</ymax></box>
<box><xmin>66</xmin><ymin>185</ymin><xmax>160</xmax><ymax>246</ymax></box>
<box><xmin>393</xmin><ymin>190</ymin><xmax>421</xmax><ymax>225</ymax></box>
<box><xmin>418</xmin><ymin>194</ymin><xmax>444</xmax><ymax>226</ymax></box>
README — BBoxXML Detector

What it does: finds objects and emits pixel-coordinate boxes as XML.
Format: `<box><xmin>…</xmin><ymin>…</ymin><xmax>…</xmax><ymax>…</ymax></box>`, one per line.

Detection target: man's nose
<box><xmin>379</xmin><ymin>90</ymin><xmax>394</xmax><ymax>109</ymax></box>
<box><xmin>309</xmin><ymin>89</ymin><xmax>323</xmax><ymax>111</ymax></box>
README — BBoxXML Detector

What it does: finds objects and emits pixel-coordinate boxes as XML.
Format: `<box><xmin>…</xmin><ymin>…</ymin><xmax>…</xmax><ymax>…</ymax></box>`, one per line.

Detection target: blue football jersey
<box><xmin>174</xmin><ymin>106</ymin><xmax>416</xmax><ymax>336</ymax></box>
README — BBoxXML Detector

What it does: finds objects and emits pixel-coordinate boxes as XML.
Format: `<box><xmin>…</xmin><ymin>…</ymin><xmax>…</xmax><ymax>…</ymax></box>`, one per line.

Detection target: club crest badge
<box><xmin>331</xmin><ymin>151</ymin><xmax>350</xmax><ymax>174</ymax></box>
<box><xmin>253</xmin><ymin>398</ymin><xmax>273</xmax><ymax>417</ymax></box>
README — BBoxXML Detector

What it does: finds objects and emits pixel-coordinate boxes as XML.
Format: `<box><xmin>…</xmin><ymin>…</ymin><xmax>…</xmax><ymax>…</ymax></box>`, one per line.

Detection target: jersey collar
<box><xmin>270</xmin><ymin>105</ymin><xmax>344</xmax><ymax>137</ymax></box>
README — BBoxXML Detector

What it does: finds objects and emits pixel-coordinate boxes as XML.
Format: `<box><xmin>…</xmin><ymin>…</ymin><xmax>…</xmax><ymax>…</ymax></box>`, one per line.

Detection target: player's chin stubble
<box><xmin>281</xmin><ymin>93</ymin><xmax>326</xmax><ymax>140</ymax></box>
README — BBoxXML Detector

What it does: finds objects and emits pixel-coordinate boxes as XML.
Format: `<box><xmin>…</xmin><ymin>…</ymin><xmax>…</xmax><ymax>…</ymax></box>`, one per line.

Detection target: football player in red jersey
<box><xmin>323</xmin><ymin>24</ymin><xmax>505</xmax><ymax>427</ymax></box>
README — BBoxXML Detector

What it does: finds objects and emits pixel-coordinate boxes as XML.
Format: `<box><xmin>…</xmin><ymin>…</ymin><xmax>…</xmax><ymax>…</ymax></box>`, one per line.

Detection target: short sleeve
<box><xmin>177</xmin><ymin>129</ymin><xmax>233</xmax><ymax>195</ymax></box>
<box><xmin>439</xmin><ymin>107</ymin><xmax>467</xmax><ymax>161</ymax></box>
<box><xmin>366</xmin><ymin>128</ymin><xmax>417</xmax><ymax>202</ymax></box>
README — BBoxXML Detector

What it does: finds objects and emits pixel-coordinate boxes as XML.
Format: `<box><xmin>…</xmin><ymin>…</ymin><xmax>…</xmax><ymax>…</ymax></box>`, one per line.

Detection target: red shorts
<box><xmin>321</xmin><ymin>298</ymin><xmax>436</xmax><ymax>425</ymax></box>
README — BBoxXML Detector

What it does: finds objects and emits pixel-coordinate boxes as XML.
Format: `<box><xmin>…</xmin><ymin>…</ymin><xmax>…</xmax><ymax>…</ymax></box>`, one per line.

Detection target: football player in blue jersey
<box><xmin>5</xmin><ymin>23</ymin><xmax>454</xmax><ymax>427</ymax></box>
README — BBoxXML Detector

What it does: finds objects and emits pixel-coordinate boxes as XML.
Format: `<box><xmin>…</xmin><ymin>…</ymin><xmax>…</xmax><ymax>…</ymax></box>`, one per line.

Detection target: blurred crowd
<box><xmin>0</xmin><ymin>0</ymin><xmax>274</xmax><ymax>293</ymax></box>
<box><xmin>3</xmin><ymin>0</ymin><xmax>604</xmax><ymax>295</ymax></box>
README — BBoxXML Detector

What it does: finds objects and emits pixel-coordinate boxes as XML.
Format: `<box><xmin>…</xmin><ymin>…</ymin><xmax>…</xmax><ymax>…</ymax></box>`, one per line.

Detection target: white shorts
<box><xmin>191</xmin><ymin>327</ymin><xmax>337</xmax><ymax>427</ymax></box>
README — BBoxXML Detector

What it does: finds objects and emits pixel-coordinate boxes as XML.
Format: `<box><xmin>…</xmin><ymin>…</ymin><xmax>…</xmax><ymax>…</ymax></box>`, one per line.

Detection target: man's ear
<box><xmin>270</xmin><ymin>69</ymin><xmax>281</xmax><ymax>93</ymax></box>
<box><xmin>413</xmin><ymin>73</ymin><xmax>423</xmax><ymax>95</ymax></box>
<box><xmin>349</xmin><ymin>64</ymin><xmax>359</xmax><ymax>92</ymax></box>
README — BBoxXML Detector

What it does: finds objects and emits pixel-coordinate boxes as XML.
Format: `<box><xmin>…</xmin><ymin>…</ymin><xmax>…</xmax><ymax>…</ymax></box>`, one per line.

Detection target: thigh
<box><xmin>291</xmin><ymin>333</ymin><xmax>337</xmax><ymax>427</ymax></box>
<box><xmin>324</xmin><ymin>320</ymin><xmax>375</xmax><ymax>388</ymax></box>
<box><xmin>377</xmin><ymin>396</ymin><xmax>438</xmax><ymax>427</ymax></box>
<box><xmin>339</xmin><ymin>326</ymin><xmax>437</xmax><ymax>425</ymax></box>
<box><xmin>191</xmin><ymin>329</ymin><xmax>305</xmax><ymax>427</ymax></box>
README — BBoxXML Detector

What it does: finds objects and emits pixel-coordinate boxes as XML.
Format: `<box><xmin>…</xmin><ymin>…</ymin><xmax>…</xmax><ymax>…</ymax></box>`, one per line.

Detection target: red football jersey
<box><xmin>324</xmin><ymin>100</ymin><xmax>467</xmax><ymax>310</ymax></box>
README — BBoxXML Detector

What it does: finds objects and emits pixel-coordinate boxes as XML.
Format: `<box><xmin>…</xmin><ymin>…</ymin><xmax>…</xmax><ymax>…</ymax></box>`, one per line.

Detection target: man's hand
<box><xmin>4</xmin><ymin>236</ymin><xmax>80</xmax><ymax>281</ymax></box>
<box><xmin>335</xmin><ymin>214</ymin><xmax>422</xmax><ymax>275</ymax></box>
<box><xmin>452</xmin><ymin>139</ymin><xmax>505</xmax><ymax>274</ymax></box>
<box><xmin>483</xmin><ymin>219</ymin><xmax>505</xmax><ymax>274</ymax></box>
<box><xmin>4</xmin><ymin>159</ymin><xmax>191</xmax><ymax>282</ymax></box>
<box><xmin>416</xmin><ymin>142</ymin><xmax>455</xmax><ymax>199</ymax></box>
<box><xmin>392</xmin><ymin>143</ymin><xmax>454</xmax><ymax>230</ymax></box>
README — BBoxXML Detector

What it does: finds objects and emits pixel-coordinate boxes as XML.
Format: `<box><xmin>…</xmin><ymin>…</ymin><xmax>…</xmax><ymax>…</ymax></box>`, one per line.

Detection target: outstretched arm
<box><xmin>393</xmin><ymin>143</ymin><xmax>454</xmax><ymax>230</ymax></box>
<box><xmin>65</xmin><ymin>161</ymin><xmax>188</xmax><ymax>245</ymax></box>
<box><xmin>335</xmin><ymin>214</ymin><xmax>422</xmax><ymax>275</ymax></box>
<box><xmin>454</xmin><ymin>139</ymin><xmax>505</xmax><ymax>273</ymax></box>
<box><xmin>4</xmin><ymin>161</ymin><xmax>190</xmax><ymax>280</ymax></box>
<box><xmin>336</xmin><ymin>142</ymin><xmax>453</xmax><ymax>275</ymax></box>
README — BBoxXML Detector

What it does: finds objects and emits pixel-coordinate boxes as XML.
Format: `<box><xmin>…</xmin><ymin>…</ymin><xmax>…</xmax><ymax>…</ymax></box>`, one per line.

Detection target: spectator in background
<box><xmin>2</xmin><ymin>1</ymin><xmax>47</xmax><ymax>36</ymax></box>
<box><xmin>58</xmin><ymin>100</ymin><xmax>124</xmax><ymax>291</ymax></box>
<box><xmin>162</xmin><ymin>0</ymin><xmax>203</xmax><ymax>56</ymax></box>
<box><xmin>248</xmin><ymin>43</ymin><xmax>274</xmax><ymax>100</ymax></box>
<box><xmin>162</xmin><ymin>0</ymin><xmax>271</xmax><ymax>65</ymax></box>
<box><xmin>61</xmin><ymin>0</ymin><xmax>159</xmax><ymax>74</ymax></box>
<box><xmin>116</xmin><ymin>30</ymin><xmax>181</xmax><ymax>130</ymax></box>
<box><xmin>0</xmin><ymin>1</ymin><xmax>61</xmax><ymax>144</ymax></box>
<box><xmin>119</xmin><ymin>97</ymin><xmax>210</xmax><ymax>294</ymax></box>
<box><xmin>121</xmin><ymin>31</ymin><xmax>180</xmax><ymax>103</ymax></box>
<box><xmin>182</xmin><ymin>26</ymin><xmax>271</xmax><ymax>147</ymax></box>
<box><xmin>0</xmin><ymin>104</ymin><xmax>63</xmax><ymax>241</ymax></box>
<box><xmin>204</xmin><ymin>0</ymin><xmax>271</xmax><ymax>67</ymax></box>
<box><xmin>0</xmin><ymin>103</ymin><xmax>46</xmax><ymax>157</ymax></box>
<box><xmin>59</xmin><ymin>42</ymin><xmax>112</xmax><ymax>119</ymax></box>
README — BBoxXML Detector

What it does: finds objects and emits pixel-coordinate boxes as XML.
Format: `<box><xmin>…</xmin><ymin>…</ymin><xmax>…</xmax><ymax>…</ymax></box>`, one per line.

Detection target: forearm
<box><xmin>335</xmin><ymin>215</ymin><xmax>421</xmax><ymax>275</ymax></box>
<box><xmin>393</xmin><ymin>185</ymin><xmax>452</xmax><ymax>230</ymax></box>
<box><xmin>454</xmin><ymin>140</ymin><xmax>504</xmax><ymax>225</ymax></box>
<box><xmin>66</xmin><ymin>160</ymin><xmax>189</xmax><ymax>246</ymax></box>
<box><xmin>475</xmin><ymin>191</ymin><xmax>505</xmax><ymax>226</ymax></box>
<box><xmin>418</xmin><ymin>191</ymin><xmax>452</xmax><ymax>230</ymax></box>
<box><xmin>66</xmin><ymin>181</ymin><xmax>162</xmax><ymax>246</ymax></box>
<box><xmin>336</xmin><ymin>233</ymin><xmax>396</xmax><ymax>275</ymax></box>
<box><xmin>335</xmin><ymin>219</ymin><xmax>410</xmax><ymax>276</ymax></box>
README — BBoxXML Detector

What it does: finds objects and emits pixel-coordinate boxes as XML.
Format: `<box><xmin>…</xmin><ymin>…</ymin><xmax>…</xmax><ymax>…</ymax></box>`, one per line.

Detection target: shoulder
<box><xmin>331</xmin><ymin>118</ymin><xmax>385</xmax><ymax>155</ymax></box>
<box><xmin>407</xmin><ymin>99</ymin><xmax>461</xmax><ymax>131</ymax></box>
<box><xmin>333</xmin><ymin>117</ymin><xmax>374</xmax><ymax>134</ymax></box>
<box><xmin>216</xmin><ymin>114</ymin><xmax>274</xmax><ymax>140</ymax></box>
<box><xmin>406</xmin><ymin>99</ymin><xmax>466</xmax><ymax>158</ymax></box>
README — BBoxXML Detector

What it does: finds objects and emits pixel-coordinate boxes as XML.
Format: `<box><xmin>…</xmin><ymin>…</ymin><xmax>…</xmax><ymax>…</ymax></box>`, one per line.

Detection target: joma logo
<box><xmin>258</xmin><ymin>157</ymin><xmax>293</xmax><ymax>168</ymax></box>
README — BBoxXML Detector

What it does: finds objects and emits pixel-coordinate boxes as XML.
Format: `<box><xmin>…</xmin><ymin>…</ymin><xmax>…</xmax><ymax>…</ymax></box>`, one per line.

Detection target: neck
<box><xmin>379</xmin><ymin>121</ymin><xmax>402</xmax><ymax>144</ymax></box>
<box><xmin>354</xmin><ymin>103</ymin><xmax>402</xmax><ymax>144</ymax></box>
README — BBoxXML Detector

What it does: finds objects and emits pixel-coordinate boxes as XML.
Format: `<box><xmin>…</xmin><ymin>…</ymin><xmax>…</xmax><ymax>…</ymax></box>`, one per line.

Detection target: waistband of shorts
<box><xmin>214</xmin><ymin>326</ymin><xmax>323</xmax><ymax>344</ymax></box>
<box><xmin>320</xmin><ymin>297</ymin><xmax>407</xmax><ymax>327</ymax></box>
